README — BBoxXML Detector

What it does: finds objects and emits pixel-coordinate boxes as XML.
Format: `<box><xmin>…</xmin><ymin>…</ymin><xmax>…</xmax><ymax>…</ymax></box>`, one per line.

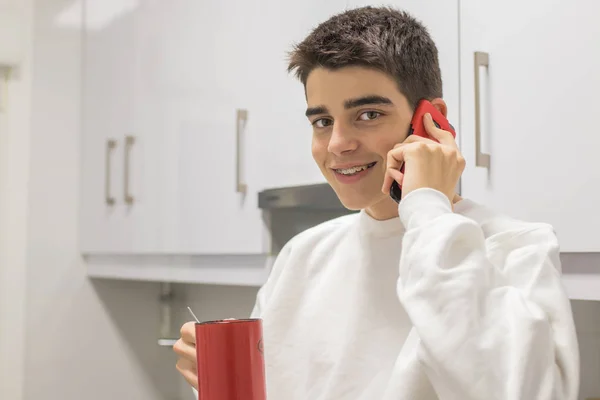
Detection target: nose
<box><xmin>327</xmin><ymin>122</ymin><xmax>358</xmax><ymax>156</ymax></box>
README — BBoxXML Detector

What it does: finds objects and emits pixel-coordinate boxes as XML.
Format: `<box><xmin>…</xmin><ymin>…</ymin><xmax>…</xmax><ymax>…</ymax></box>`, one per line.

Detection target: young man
<box><xmin>174</xmin><ymin>6</ymin><xmax>579</xmax><ymax>399</ymax></box>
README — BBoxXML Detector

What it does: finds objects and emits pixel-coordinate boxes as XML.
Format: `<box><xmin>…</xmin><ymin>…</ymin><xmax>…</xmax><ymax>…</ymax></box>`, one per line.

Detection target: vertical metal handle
<box><xmin>0</xmin><ymin>68</ymin><xmax>11</xmax><ymax>112</ymax></box>
<box><xmin>474</xmin><ymin>51</ymin><xmax>491</xmax><ymax>168</ymax></box>
<box><xmin>124</xmin><ymin>135</ymin><xmax>135</xmax><ymax>205</ymax></box>
<box><xmin>105</xmin><ymin>139</ymin><xmax>117</xmax><ymax>205</ymax></box>
<box><xmin>236</xmin><ymin>109</ymin><xmax>248</xmax><ymax>194</ymax></box>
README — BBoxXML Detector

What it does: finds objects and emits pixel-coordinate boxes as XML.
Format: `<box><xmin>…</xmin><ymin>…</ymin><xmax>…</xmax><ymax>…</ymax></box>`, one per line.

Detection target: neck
<box><xmin>365</xmin><ymin>196</ymin><xmax>399</xmax><ymax>221</ymax></box>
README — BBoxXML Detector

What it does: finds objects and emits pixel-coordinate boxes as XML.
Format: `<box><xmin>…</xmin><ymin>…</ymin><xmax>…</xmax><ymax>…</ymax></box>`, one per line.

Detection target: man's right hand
<box><xmin>173</xmin><ymin>321</ymin><xmax>198</xmax><ymax>390</ymax></box>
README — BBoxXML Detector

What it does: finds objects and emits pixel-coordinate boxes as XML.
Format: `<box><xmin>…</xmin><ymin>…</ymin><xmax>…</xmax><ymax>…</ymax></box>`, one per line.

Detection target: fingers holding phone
<box><xmin>382</xmin><ymin>112</ymin><xmax>464</xmax><ymax>204</ymax></box>
<box><xmin>421</xmin><ymin>111</ymin><xmax>458</xmax><ymax>149</ymax></box>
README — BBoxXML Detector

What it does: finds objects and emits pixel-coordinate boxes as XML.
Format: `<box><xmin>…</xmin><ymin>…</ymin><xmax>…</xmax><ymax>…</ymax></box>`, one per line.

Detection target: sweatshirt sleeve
<box><xmin>396</xmin><ymin>188</ymin><xmax>580</xmax><ymax>400</ymax></box>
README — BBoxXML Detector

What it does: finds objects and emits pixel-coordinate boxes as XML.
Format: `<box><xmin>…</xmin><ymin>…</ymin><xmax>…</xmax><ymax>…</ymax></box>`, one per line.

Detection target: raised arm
<box><xmin>397</xmin><ymin>188</ymin><xmax>579</xmax><ymax>400</ymax></box>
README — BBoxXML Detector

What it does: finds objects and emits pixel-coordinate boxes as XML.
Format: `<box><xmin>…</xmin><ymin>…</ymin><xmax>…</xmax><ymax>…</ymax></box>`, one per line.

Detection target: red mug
<box><xmin>195</xmin><ymin>318</ymin><xmax>266</xmax><ymax>400</ymax></box>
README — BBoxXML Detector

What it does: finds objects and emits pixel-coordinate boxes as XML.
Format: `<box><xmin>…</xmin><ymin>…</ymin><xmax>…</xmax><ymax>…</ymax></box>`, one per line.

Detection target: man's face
<box><xmin>305</xmin><ymin>66</ymin><xmax>413</xmax><ymax>219</ymax></box>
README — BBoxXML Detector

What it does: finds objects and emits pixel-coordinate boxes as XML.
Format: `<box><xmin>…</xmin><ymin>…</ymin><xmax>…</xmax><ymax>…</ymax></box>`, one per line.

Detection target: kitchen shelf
<box><xmin>85</xmin><ymin>254</ymin><xmax>274</xmax><ymax>287</ymax></box>
<box><xmin>85</xmin><ymin>253</ymin><xmax>600</xmax><ymax>301</ymax></box>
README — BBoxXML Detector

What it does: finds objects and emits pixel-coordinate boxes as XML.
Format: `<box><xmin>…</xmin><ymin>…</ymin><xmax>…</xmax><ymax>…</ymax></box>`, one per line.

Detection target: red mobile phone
<box><xmin>389</xmin><ymin>99</ymin><xmax>457</xmax><ymax>203</ymax></box>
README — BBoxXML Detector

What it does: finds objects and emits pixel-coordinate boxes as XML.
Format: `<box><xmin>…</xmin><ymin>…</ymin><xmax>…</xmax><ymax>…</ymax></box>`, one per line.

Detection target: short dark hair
<box><xmin>287</xmin><ymin>6</ymin><xmax>442</xmax><ymax>109</ymax></box>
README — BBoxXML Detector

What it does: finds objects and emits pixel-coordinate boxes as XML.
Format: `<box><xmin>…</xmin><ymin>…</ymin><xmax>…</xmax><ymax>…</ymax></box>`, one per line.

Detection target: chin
<box><xmin>338</xmin><ymin>198</ymin><xmax>368</xmax><ymax>211</ymax></box>
<box><xmin>331</xmin><ymin>187</ymin><xmax>384</xmax><ymax>211</ymax></box>
<box><xmin>322</xmin><ymin>170</ymin><xmax>390</xmax><ymax>211</ymax></box>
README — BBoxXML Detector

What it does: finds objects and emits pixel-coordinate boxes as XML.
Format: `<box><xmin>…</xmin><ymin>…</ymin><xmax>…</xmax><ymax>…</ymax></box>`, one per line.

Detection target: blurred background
<box><xmin>1</xmin><ymin>0</ymin><xmax>599</xmax><ymax>399</ymax></box>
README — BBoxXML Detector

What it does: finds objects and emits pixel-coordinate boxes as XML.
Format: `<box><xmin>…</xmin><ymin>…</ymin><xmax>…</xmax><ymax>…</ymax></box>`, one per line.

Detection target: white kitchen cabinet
<box><xmin>459</xmin><ymin>0</ymin><xmax>600</xmax><ymax>252</ymax></box>
<box><xmin>82</xmin><ymin>0</ymin><xmax>269</xmax><ymax>255</ymax></box>
<box><xmin>349</xmin><ymin>0</ymin><xmax>600</xmax><ymax>253</ymax></box>
<box><xmin>80</xmin><ymin>0</ymin><xmax>347</xmax><ymax>255</ymax></box>
<box><xmin>80</xmin><ymin>2</ymin><xmax>140</xmax><ymax>254</ymax></box>
<box><xmin>135</xmin><ymin>0</ymin><xmax>353</xmax><ymax>254</ymax></box>
<box><xmin>0</xmin><ymin>2</ymin><xmax>24</xmax><ymax>68</ymax></box>
<box><xmin>130</xmin><ymin>0</ymin><xmax>269</xmax><ymax>255</ymax></box>
<box><xmin>242</xmin><ymin>0</ymin><xmax>349</xmax><ymax>191</ymax></box>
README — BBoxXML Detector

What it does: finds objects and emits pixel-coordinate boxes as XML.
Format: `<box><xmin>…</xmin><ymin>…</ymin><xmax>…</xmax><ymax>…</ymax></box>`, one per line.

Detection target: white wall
<box><xmin>0</xmin><ymin>0</ymin><xmax>33</xmax><ymax>396</ymax></box>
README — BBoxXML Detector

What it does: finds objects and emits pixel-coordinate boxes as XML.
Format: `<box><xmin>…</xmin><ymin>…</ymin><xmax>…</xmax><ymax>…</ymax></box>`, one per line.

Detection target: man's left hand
<box><xmin>381</xmin><ymin>112</ymin><xmax>465</xmax><ymax>204</ymax></box>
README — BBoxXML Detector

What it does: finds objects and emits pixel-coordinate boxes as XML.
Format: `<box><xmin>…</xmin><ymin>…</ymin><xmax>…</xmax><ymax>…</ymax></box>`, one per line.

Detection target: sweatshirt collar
<box><xmin>357</xmin><ymin>197</ymin><xmax>477</xmax><ymax>237</ymax></box>
<box><xmin>358</xmin><ymin>209</ymin><xmax>405</xmax><ymax>237</ymax></box>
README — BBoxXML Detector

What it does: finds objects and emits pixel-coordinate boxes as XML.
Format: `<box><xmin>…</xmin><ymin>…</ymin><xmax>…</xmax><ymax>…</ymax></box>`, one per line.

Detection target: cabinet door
<box><xmin>249</xmin><ymin>0</ymin><xmax>460</xmax><ymax>191</ymax></box>
<box><xmin>133</xmin><ymin>0</ymin><xmax>268</xmax><ymax>254</ymax></box>
<box><xmin>346</xmin><ymin>1</ymin><xmax>461</xmax><ymax>140</ymax></box>
<box><xmin>242</xmin><ymin>0</ymin><xmax>350</xmax><ymax>191</ymax></box>
<box><xmin>80</xmin><ymin>1</ymin><xmax>137</xmax><ymax>254</ymax></box>
<box><xmin>460</xmin><ymin>0</ymin><xmax>600</xmax><ymax>251</ymax></box>
<box><xmin>133</xmin><ymin>0</ymin><xmax>355</xmax><ymax>254</ymax></box>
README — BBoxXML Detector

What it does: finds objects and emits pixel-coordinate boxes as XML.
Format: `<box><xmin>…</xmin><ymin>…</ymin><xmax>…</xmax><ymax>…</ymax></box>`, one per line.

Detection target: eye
<box><xmin>313</xmin><ymin>118</ymin><xmax>333</xmax><ymax>128</ymax></box>
<box><xmin>358</xmin><ymin>111</ymin><xmax>382</xmax><ymax>121</ymax></box>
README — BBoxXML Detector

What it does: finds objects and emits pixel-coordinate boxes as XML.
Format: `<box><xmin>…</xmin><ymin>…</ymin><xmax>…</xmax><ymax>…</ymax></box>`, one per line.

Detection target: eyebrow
<box><xmin>305</xmin><ymin>95</ymin><xmax>394</xmax><ymax>117</ymax></box>
<box><xmin>305</xmin><ymin>105</ymin><xmax>328</xmax><ymax>118</ymax></box>
<box><xmin>344</xmin><ymin>95</ymin><xmax>394</xmax><ymax>109</ymax></box>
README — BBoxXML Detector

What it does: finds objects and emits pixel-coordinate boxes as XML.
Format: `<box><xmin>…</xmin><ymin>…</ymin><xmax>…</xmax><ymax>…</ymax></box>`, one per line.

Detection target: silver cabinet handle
<box><xmin>124</xmin><ymin>135</ymin><xmax>135</xmax><ymax>205</ymax></box>
<box><xmin>474</xmin><ymin>51</ymin><xmax>491</xmax><ymax>168</ymax></box>
<box><xmin>236</xmin><ymin>109</ymin><xmax>248</xmax><ymax>194</ymax></box>
<box><xmin>105</xmin><ymin>139</ymin><xmax>117</xmax><ymax>205</ymax></box>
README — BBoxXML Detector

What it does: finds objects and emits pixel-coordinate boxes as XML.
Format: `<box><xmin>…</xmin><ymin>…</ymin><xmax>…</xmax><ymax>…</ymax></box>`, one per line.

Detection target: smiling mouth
<box><xmin>333</xmin><ymin>162</ymin><xmax>377</xmax><ymax>176</ymax></box>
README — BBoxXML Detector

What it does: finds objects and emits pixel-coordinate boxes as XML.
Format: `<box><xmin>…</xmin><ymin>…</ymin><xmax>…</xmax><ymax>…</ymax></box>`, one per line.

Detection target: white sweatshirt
<box><xmin>248</xmin><ymin>188</ymin><xmax>580</xmax><ymax>400</ymax></box>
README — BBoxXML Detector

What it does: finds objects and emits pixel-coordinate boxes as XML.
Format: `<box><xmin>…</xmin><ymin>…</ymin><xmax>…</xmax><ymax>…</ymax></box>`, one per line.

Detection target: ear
<box><xmin>430</xmin><ymin>98</ymin><xmax>448</xmax><ymax>117</ymax></box>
